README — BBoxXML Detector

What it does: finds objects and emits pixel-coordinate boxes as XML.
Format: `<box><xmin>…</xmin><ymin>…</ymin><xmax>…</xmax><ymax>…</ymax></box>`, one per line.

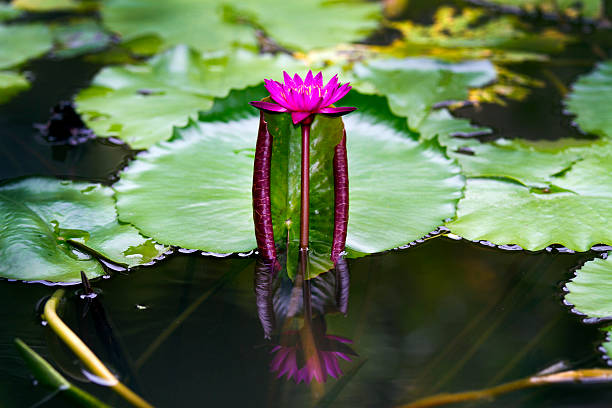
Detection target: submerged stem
<box><xmin>398</xmin><ymin>368</ymin><xmax>612</xmax><ymax>408</ymax></box>
<box><xmin>43</xmin><ymin>289</ymin><xmax>153</xmax><ymax>408</ymax></box>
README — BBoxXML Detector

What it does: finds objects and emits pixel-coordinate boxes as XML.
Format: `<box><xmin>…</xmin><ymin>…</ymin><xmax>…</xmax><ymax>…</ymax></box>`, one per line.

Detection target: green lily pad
<box><xmin>0</xmin><ymin>4</ymin><xmax>21</xmax><ymax>21</ymax></box>
<box><xmin>0</xmin><ymin>23</ymin><xmax>53</xmax><ymax>69</ymax></box>
<box><xmin>565</xmin><ymin>255</ymin><xmax>612</xmax><ymax>320</ymax></box>
<box><xmin>234</xmin><ymin>0</ymin><xmax>381</xmax><ymax>52</ymax></box>
<box><xmin>114</xmin><ymin>90</ymin><xmax>464</xmax><ymax>277</ymax></box>
<box><xmin>351</xmin><ymin>58</ymin><xmax>496</xmax><ymax>131</ymax></box>
<box><xmin>447</xmin><ymin>151</ymin><xmax>612</xmax><ymax>250</ymax></box>
<box><xmin>565</xmin><ymin>60</ymin><xmax>612</xmax><ymax>139</ymax></box>
<box><xmin>447</xmin><ymin>138</ymin><xmax>582</xmax><ymax>188</ymax></box>
<box><xmin>101</xmin><ymin>0</ymin><xmax>256</xmax><ymax>53</ymax></box>
<box><xmin>0</xmin><ymin>71</ymin><xmax>29</xmax><ymax>103</ymax></box>
<box><xmin>102</xmin><ymin>0</ymin><xmax>380</xmax><ymax>53</ymax></box>
<box><xmin>11</xmin><ymin>0</ymin><xmax>97</xmax><ymax>12</ymax></box>
<box><xmin>50</xmin><ymin>21</ymin><xmax>113</xmax><ymax>58</ymax></box>
<box><xmin>75</xmin><ymin>46</ymin><xmax>305</xmax><ymax>149</ymax></box>
<box><xmin>0</xmin><ymin>178</ymin><xmax>166</xmax><ymax>282</ymax></box>
<box><xmin>564</xmin><ymin>254</ymin><xmax>612</xmax><ymax>361</ymax></box>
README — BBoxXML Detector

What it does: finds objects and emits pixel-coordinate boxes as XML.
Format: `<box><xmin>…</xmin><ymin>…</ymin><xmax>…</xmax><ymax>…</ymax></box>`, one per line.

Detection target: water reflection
<box><xmin>255</xmin><ymin>253</ymin><xmax>357</xmax><ymax>384</ymax></box>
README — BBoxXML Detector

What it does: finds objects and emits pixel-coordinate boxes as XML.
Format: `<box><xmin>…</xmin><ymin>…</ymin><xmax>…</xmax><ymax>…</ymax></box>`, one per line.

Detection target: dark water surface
<box><xmin>2</xmin><ymin>12</ymin><xmax>612</xmax><ymax>408</ymax></box>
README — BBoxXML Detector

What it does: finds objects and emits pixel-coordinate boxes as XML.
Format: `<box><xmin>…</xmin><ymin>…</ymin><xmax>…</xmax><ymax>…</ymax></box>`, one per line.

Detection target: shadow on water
<box><xmin>2</xmin><ymin>237</ymin><xmax>612</xmax><ymax>407</ymax></box>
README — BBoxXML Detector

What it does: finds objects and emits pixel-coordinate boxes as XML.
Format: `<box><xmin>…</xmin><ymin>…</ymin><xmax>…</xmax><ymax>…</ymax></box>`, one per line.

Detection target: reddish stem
<box><xmin>331</xmin><ymin>130</ymin><xmax>349</xmax><ymax>262</ymax></box>
<box><xmin>252</xmin><ymin>112</ymin><xmax>277</xmax><ymax>263</ymax></box>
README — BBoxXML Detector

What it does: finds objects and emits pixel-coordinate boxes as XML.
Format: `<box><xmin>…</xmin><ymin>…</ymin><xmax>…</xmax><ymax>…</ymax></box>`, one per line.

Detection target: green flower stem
<box><xmin>43</xmin><ymin>289</ymin><xmax>153</xmax><ymax>408</ymax></box>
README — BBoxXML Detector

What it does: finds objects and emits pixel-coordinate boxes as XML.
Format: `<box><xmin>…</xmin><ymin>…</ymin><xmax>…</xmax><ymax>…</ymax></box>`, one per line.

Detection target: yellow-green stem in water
<box><xmin>43</xmin><ymin>289</ymin><xmax>153</xmax><ymax>408</ymax></box>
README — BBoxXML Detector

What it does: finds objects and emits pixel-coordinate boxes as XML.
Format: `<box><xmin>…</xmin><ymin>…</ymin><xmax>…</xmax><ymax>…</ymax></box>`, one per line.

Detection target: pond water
<box><xmin>1</xmin><ymin>3</ymin><xmax>612</xmax><ymax>408</ymax></box>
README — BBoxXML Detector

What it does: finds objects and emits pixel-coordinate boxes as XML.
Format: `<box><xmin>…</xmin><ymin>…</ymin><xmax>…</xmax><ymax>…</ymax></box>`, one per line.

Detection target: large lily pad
<box><xmin>114</xmin><ymin>90</ymin><xmax>464</xmax><ymax>277</ymax></box>
<box><xmin>565</xmin><ymin>255</ymin><xmax>612</xmax><ymax>320</ymax></box>
<box><xmin>564</xmin><ymin>254</ymin><xmax>612</xmax><ymax>361</ymax></box>
<box><xmin>102</xmin><ymin>0</ymin><xmax>380</xmax><ymax>53</ymax></box>
<box><xmin>0</xmin><ymin>23</ymin><xmax>52</xmax><ymax>69</ymax></box>
<box><xmin>351</xmin><ymin>58</ymin><xmax>496</xmax><ymax>131</ymax></box>
<box><xmin>0</xmin><ymin>71</ymin><xmax>29</xmax><ymax>103</ymax></box>
<box><xmin>75</xmin><ymin>46</ymin><xmax>305</xmax><ymax>149</ymax></box>
<box><xmin>565</xmin><ymin>60</ymin><xmax>612</xmax><ymax>139</ymax></box>
<box><xmin>447</xmin><ymin>150</ymin><xmax>612</xmax><ymax>251</ymax></box>
<box><xmin>447</xmin><ymin>138</ymin><xmax>582</xmax><ymax>188</ymax></box>
<box><xmin>0</xmin><ymin>178</ymin><xmax>166</xmax><ymax>282</ymax></box>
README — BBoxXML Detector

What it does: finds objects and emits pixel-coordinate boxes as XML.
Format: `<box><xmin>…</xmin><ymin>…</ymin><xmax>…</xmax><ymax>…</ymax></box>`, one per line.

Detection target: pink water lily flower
<box><xmin>250</xmin><ymin>70</ymin><xmax>356</xmax><ymax>125</ymax></box>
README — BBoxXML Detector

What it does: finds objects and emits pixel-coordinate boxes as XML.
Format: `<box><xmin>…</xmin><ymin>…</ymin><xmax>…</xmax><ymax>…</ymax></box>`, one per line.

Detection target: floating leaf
<box><xmin>75</xmin><ymin>45</ymin><xmax>305</xmax><ymax>149</ymax></box>
<box><xmin>115</xmin><ymin>90</ymin><xmax>464</xmax><ymax>274</ymax></box>
<box><xmin>0</xmin><ymin>71</ymin><xmax>29</xmax><ymax>103</ymax></box>
<box><xmin>102</xmin><ymin>0</ymin><xmax>380</xmax><ymax>53</ymax></box>
<box><xmin>564</xmin><ymin>254</ymin><xmax>612</xmax><ymax>362</ymax></box>
<box><xmin>351</xmin><ymin>58</ymin><xmax>496</xmax><ymax>131</ymax></box>
<box><xmin>448</xmin><ymin>138</ymin><xmax>582</xmax><ymax>188</ymax></box>
<box><xmin>14</xmin><ymin>339</ymin><xmax>111</xmax><ymax>408</ymax></box>
<box><xmin>447</xmin><ymin>150</ymin><xmax>612</xmax><ymax>251</ymax></box>
<box><xmin>50</xmin><ymin>21</ymin><xmax>113</xmax><ymax>58</ymax></box>
<box><xmin>565</xmin><ymin>60</ymin><xmax>612</xmax><ymax>139</ymax></box>
<box><xmin>0</xmin><ymin>23</ymin><xmax>52</xmax><ymax>69</ymax></box>
<box><xmin>565</xmin><ymin>255</ymin><xmax>612</xmax><ymax>320</ymax></box>
<box><xmin>0</xmin><ymin>4</ymin><xmax>21</xmax><ymax>21</ymax></box>
<box><xmin>478</xmin><ymin>0</ymin><xmax>603</xmax><ymax>19</ymax></box>
<box><xmin>229</xmin><ymin>0</ymin><xmax>381</xmax><ymax>52</ymax></box>
<box><xmin>383</xmin><ymin>7</ymin><xmax>568</xmax><ymax>62</ymax></box>
<box><xmin>0</xmin><ymin>178</ymin><xmax>166</xmax><ymax>282</ymax></box>
<box><xmin>11</xmin><ymin>0</ymin><xmax>97</xmax><ymax>12</ymax></box>
<box><xmin>101</xmin><ymin>0</ymin><xmax>256</xmax><ymax>53</ymax></box>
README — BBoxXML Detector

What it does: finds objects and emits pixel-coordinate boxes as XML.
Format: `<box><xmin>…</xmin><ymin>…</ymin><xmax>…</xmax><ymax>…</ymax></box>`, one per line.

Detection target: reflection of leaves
<box><xmin>0</xmin><ymin>23</ymin><xmax>52</xmax><ymax>69</ymax></box>
<box><xmin>447</xmin><ymin>150</ymin><xmax>612</xmax><ymax>251</ymax></box>
<box><xmin>382</xmin><ymin>7</ymin><xmax>569</xmax><ymax>63</ymax></box>
<box><xmin>0</xmin><ymin>178</ymin><xmax>167</xmax><ymax>282</ymax></box>
<box><xmin>75</xmin><ymin>46</ymin><xmax>304</xmax><ymax>149</ymax></box>
<box><xmin>0</xmin><ymin>71</ymin><xmax>29</xmax><ymax>103</ymax></box>
<box><xmin>102</xmin><ymin>0</ymin><xmax>380</xmax><ymax>53</ymax></box>
<box><xmin>565</xmin><ymin>60</ymin><xmax>612</xmax><ymax>139</ymax></box>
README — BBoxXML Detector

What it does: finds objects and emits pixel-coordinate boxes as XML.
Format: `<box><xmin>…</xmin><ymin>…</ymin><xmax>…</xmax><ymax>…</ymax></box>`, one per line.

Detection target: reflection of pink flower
<box><xmin>270</xmin><ymin>331</ymin><xmax>357</xmax><ymax>384</ymax></box>
<box><xmin>250</xmin><ymin>70</ymin><xmax>356</xmax><ymax>125</ymax></box>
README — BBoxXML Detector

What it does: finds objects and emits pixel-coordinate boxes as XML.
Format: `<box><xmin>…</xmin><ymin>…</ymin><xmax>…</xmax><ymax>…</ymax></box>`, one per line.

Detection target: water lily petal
<box><xmin>314</xmin><ymin>72</ymin><xmax>323</xmax><ymax>87</ymax></box>
<box><xmin>328</xmin><ymin>83</ymin><xmax>352</xmax><ymax>105</ymax></box>
<box><xmin>293</xmin><ymin>73</ymin><xmax>303</xmax><ymax>87</ymax></box>
<box><xmin>249</xmin><ymin>101</ymin><xmax>288</xmax><ymax>112</ymax></box>
<box><xmin>291</xmin><ymin>111</ymin><xmax>311</xmax><ymax>124</ymax></box>
<box><xmin>317</xmin><ymin>106</ymin><xmax>357</xmax><ymax>116</ymax></box>
<box><xmin>283</xmin><ymin>71</ymin><xmax>295</xmax><ymax>88</ymax></box>
<box><xmin>304</xmin><ymin>70</ymin><xmax>314</xmax><ymax>87</ymax></box>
